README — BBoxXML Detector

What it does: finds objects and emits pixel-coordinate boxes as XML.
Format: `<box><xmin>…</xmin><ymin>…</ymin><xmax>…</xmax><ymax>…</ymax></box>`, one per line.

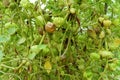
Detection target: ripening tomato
<box><xmin>45</xmin><ymin>22</ymin><xmax>56</xmax><ymax>33</ymax></box>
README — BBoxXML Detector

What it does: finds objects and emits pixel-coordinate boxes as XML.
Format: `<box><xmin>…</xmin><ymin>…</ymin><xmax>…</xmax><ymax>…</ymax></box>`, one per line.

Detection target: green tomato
<box><xmin>99</xmin><ymin>50</ymin><xmax>114</xmax><ymax>58</ymax></box>
<box><xmin>20</xmin><ymin>0</ymin><xmax>30</xmax><ymax>8</ymax></box>
<box><xmin>22</xmin><ymin>59</ymin><xmax>27</xmax><ymax>64</ymax></box>
<box><xmin>4</xmin><ymin>22</ymin><xmax>12</xmax><ymax>28</ymax></box>
<box><xmin>76</xmin><ymin>58</ymin><xmax>85</xmax><ymax>64</ymax></box>
<box><xmin>70</xmin><ymin>8</ymin><xmax>76</xmax><ymax>14</ymax></box>
<box><xmin>98</xmin><ymin>17</ymin><xmax>104</xmax><ymax>23</ymax></box>
<box><xmin>80</xmin><ymin>3</ymin><xmax>88</xmax><ymax>10</ymax></box>
<box><xmin>108</xmin><ymin>43</ymin><xmax>119</xmax><ymax>50</ymax></box>
<box><xmin>52</xmin><ymin>17</ymin><xmax>64</xmax><ymax>27</ymax></box>
<box><xmin>99</xmin><ymin>31</ymin><xmax>105</xmax><ymax>39</ymax></box>
<box><xmin>5</xmin><ymin>22</ymin><xmax>17</xmax><ymax>28</ymax></box>
<box><xmin>83</xmin><ymin>71</ymin><xmax>93</xmax><ymax>78</ymax></box>
<box><xmin>78</xmin><ymin>65</ymin><xmax>84</xmax><ymax>70</ymax></box>
<box><xmin>90</xmin><ymin>52</ymin><xmax>100</xmax><ymax>60</ymax></box>
<box><xmin>109</xmin><ymin>63</ymin><xmax>117</xmax><ymax>71</ymax></box>
<box><xmin>9</xmin><ymin>2</ymin><xmax>17</xmax><ymax>10</ymax></box>
<box><xmin>4</xmin><ymin>22</ymin><xmax>18</xmax><ymax>35</ymax></box>
<box><xmin>42</xmin><ymin>47</ymin><xmax>49</xmax><ymax>54</ymax></box>
<box><xmin>112</xmin><ymin>19</ymin><xmax>120</xmax><ymax>26</ymax></box>
<box><xmin>87</xmin><ymin>29</ymin><xmax>97</xmax><ymax>39</ymax></box>
<box><xmin>61</xmin><ymin>71</ymin><xmax>65</xmax><ymax>75</ymax></box>
<box><xmin>25</xmin><ymin>61</ymin><xmax>31</xmax><ymax>66</ymax></box>
<box><xmin>103</xmin><ymin>20</ymin><xmax>112</xmax><ymax>28</ymax></box>
<box><xmin>58</xmin><ymin>0</ymin><xmax>65</xmax><ymax>8</ymax></box>
<box><xmin>106</xmin><ymin>29</ymin><xmax>111</xmax><ymax>35</ymax></box>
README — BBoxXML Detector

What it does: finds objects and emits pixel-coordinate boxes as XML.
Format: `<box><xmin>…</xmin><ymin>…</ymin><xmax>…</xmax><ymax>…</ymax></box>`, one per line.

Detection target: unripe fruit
<box><xmin>90</xmin><ymin>52</ymin><xmax>100</xmax><ymax>60</ymax></box>
<box><xmin>9</xmin><ymin>3</ymin><xmax>17</xmax><ymax>10</ymax></box>
<box><xmin>99</xmin><ymin>50</ymin><xmax>114</xmax><ymax>58</ymax></box>
<box><xmin>78</xmin><ymin>65</ymin><xmax>84</xmax><ymax>70</ymax></box>
<box><xmin>22</xmin><ymin>59</ymin><xmax>27</xmax><ymax>64</ymax></box>
<box><xmin>99</xmin><ymin>31</ymin><xmax>105</xmax><ymax>39</ymax></box>
<box><xmin>25</xmin><ymin>61</ymin><xmax>30</xmax><ymax>66</ymax></box>
<box><xmin>103</xmin><ymin>15</ymin><xmax>109</xmax><ymax>20</ymax></box>
<box><xmin>109</xmin><ymin>63</ymin><xmax>117</xmax><ymax>71</ymax></box>
<box><xmin>52</xmin><ymin>17</ymin><xmax>64</xmax><ymax>27</ymax></box>
<box><xmin>45</xmin><ymin>22</ymin><xmax>56</xmax><ymax>33</ymax></box>
<box><xmin>112</xmin><ymin>19</ymin><xmax>119</xmax><ymax>26</ymax></box>
<box><xmin>20</xmin><ymin>0</ymin><xmax>30</xmax><ymax>8</ymax></box>
<box><xmin>70</xmin><ymin>8</ymin><xmax>76</xmax><ymax>14</ymax></box>
<box><xmin>109</xmin><ymin>38</ymin><xmax>120</xmax><ymax>50</ymax></box>
<box><xmin>106</xmin><ymin>29</ymin><xmax>111</xmax><ymax>35</ymax></box>
<box><xmin>83</xmin><ymin>71</ymin><xmax>93</xmax><ymax>78</ymax></box>
<box><xmin>5</xmin><ymin>22</ymin><xmax>17</xmax><ymax>28</ymax></box>
<box><xmin>103</xmin><ymin>20</ymin><xmax>112</xmax><ymax>28</ymax></box>
<box><xmin>87</xmin><ymin>29</ymin><xmax>97</xmax><ymax>39</ymax></box>
<box><xmin>80</xmin><ymin>3</ymin><xmax>88</xmax><ymax>10</ymax></box>
<box><xmin>98</xmin><ymin>17</ymin><xmax>104</xmax><ymax>23</ymax></box>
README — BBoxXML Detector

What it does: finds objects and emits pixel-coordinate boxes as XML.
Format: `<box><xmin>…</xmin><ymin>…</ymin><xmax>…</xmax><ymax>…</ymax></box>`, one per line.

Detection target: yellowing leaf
<box><xmin>44</xmin><ymin>60</ymin><xmax>52</xmax><ymax>74</ymax></box>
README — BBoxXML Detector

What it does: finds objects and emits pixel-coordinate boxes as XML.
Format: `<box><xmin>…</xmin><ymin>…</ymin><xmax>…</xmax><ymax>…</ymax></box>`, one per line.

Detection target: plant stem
<box><xmin>98</xmin><ymin>59</ymin><xmax>108</xmax><ymax>80</ymax></box>
<box><xmin>61</xmin><ymin>32</ymin><xmax>71</xmax><ymax>57</ymax></box>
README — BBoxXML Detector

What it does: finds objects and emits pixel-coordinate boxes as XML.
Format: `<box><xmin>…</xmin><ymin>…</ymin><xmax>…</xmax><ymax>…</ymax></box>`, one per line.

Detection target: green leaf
<box><xmin>28</xmin><ymin>52</ymin><xmax>36</xmax><ymax>60</ymax></box>
<box><xmin>0</xmin><ymin>50</ymin><xmax>4</xmax><ymax>62</ymax></box>
<box><xmin>0</xmin><ymin>35</ymin><xmax>10</xmax><ymax>43</ymax></box>
<box><xmin>38</xmin><ymin>44</ymin><xmax>47</xmax><ymax>50</ymax></box>
<box><xmin>7</xmin><ymin>27</ymin><xmax>18</xmax><ymax>35</ymax></box>
<box><xmin>17</xmin><ymin>37</ymin><xmax>26</xmax><ymax>45</ymax></box>
<box><xmin>30</xmin><ymin>44</ymin><xmax>47</xmax><ymax>53</ymax></box>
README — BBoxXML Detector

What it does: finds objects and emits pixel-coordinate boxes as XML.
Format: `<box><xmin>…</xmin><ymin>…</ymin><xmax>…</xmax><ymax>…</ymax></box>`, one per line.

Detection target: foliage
<box><xmin>0</xmin><ymin>0</ymin><xmax>120</xmax><ymax>80</ymax></box>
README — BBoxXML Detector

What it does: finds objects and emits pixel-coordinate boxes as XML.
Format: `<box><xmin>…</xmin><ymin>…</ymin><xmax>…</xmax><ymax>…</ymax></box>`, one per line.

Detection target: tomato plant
<box><xmin>0</xmin><ymin>0</ymin><xmax>120</xmax><ymax>80</ymax></box>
